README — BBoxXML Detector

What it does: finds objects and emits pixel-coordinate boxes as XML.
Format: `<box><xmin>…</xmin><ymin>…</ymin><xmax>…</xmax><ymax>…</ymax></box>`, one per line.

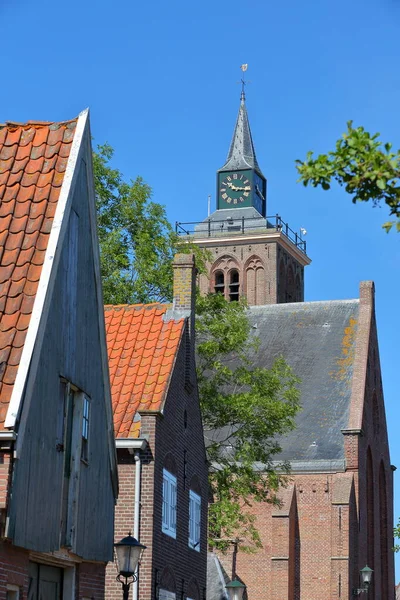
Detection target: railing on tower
<box><xmin>175</xmin><ymin>214</ymin><xmax>307</xmax><ymax>254</ymax></box>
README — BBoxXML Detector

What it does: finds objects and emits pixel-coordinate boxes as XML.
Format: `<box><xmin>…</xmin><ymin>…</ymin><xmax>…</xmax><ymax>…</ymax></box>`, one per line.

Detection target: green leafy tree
<box><xmin>94</xmin><ymin>143</ymin><xmax>177</xmax><ymax>304</ymax></box>
<box><xmin>393</xmin><ymin>520</ymin><xmax>400</xmax><ymax>552</ymax></box>
<box><xmin>93</xmin><ymin>143</ymin><xmax>301</xmax><ymax>550</ymax></box>
<box><xmin>296</xmin><ymin>121</ymin><xmax>400</xmax><ymax>232</ymax></box>
<box><xmin>196</xmin><ymin>293</ymin><xmax>300</xmax><ymax>550</ymax></box>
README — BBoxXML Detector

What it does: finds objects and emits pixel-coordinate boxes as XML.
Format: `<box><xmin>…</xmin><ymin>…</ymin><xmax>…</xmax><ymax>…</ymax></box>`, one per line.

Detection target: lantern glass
<box><xmin>360</xmin><ymin>565</ymin><xmax>373</xmax><ymax>586</ymax></box>
<box><xmin>114</xmin><ymin>534</ymin><xmax>146</xmax><ymax>577</ymax></box>
<box><xmin>226</xmin><ymin>580</ymin><xmax>246</xmax><ymax>600</ymax></box>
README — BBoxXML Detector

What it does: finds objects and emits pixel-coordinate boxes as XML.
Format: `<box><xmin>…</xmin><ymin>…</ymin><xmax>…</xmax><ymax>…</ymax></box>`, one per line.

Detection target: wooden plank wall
<box><xmin>8</xmin><ymin>138</ymin><xmax>115</xmax><ymax>562</ymax></box>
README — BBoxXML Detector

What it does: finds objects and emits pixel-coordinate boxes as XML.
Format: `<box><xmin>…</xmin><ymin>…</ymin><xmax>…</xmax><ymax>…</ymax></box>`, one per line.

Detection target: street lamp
<box><xmin>114</xmin><ymin>533</ymin><xmax>146</xmax><ymax>600</ymax></box>
<box><xmin>352</xmin><ymin>565</ymin><xmax>373</xmax><ymax>596</ymax></box>
<box><xmin>225</xmin><ymin>579</ymin><xmax>246</xmax><ymax>600</ymax></box>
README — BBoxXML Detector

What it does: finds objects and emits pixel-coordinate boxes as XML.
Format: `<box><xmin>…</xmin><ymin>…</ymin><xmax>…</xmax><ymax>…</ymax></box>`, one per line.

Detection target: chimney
<box><xmin>172</xmin><ymin>254</ymin><xmax>196</xmax><ymax>336</ymax></box>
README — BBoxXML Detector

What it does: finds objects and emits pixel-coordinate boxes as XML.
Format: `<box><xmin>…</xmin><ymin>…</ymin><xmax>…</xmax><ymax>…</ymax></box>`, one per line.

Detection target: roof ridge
<box><xmin>104</xmin><ymin>302</ymin><xmax>171</xmax><ymax>311</ymax></box>
<box><xmin>0</xmin><ymin>118</ymin><xmax>78</xmax><ymax>129</ymax></box>
<box><xmin>249</xmin><ymin>298</ymin><xmax>360</xmax><ymax>309</ymax></box>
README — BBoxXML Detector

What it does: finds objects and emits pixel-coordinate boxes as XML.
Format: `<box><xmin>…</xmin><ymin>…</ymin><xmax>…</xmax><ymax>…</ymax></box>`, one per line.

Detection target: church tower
<box><xmin>177</xmin><ymin>76</ymin><xmax>310</xmax><ymax>305</ymax></box>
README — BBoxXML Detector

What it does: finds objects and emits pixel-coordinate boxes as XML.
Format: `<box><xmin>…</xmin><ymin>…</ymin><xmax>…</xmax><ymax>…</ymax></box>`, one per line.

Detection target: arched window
<box><xmin>286</xmin><ymin>265</ymin><xmax>295</xmax><ymax>302</ymax></box>
<box><xmin>229</xmin><ymin>269</ymin><xmax>240</xmax><ymax>302</ymax></box>
<box><xmin>245</xmin><ymin>257</ymin><xmax>265</xmax><ymax>305</ymax></box>
<box><xmin>214</xmin><ymin>271</ymin><xmax>225</xmax><ymax>294</ymax></box>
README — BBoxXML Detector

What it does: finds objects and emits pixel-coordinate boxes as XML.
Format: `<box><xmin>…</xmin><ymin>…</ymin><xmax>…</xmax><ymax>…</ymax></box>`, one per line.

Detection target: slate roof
<box><xmin>104</xmin><ymin>303</ymin><xmax>185</xmax><ymax>438</ymax></box>
<box><xmin>247</xmin><ymin>300</ymin><xmax>360</xmax><ymax>463</ymax></box>
<box><xmin>219</xmin><ymin>95</ymin><xmax>263</xmax><ymax>176</ymax></box>
<box><xmin>194</xmin><ymin>207</ymin><xmax>266</xmax><ymax>237</ymax></box>
<box><xmin>0</xmin><ymin>119</ymin><xmax>77</xmax><ymax>429</ymax></box>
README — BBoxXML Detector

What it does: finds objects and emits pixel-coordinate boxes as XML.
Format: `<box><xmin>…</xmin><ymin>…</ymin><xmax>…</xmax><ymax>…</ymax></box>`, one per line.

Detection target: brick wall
<box><xmin>197</xmin><ymin>239</ymin><xmax>304</xmax><ymax>305</ymax></box>
<box><xmin>106</xmin><ymin>326</ymin><xmax>208</xmax><ymax>600</ymax></box>
<box><xmin>0</xmin><ymin>540</ymin><xmax>105</xmax><ymax>599</ymax></box>
<box><xmin>76</xmin><ymin>562</ymin><xmax>106</xmax><ymax>600</ymax></box>
<box><xmin>214</xmin><ymin>282</ymin><xmax>394</xmax><ymax>600</ymax></box>
<box><xmin>0</xmin><ymin>450</ymin><xmax>12</xmax><ymax>511</ymax></box>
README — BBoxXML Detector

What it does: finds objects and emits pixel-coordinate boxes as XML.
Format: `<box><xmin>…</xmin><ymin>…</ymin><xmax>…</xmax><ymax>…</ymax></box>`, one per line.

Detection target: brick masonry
<box><xmin>106</xmin><ymin>254</ymin><xmax>208</xmax><ymax>600</ymax></box>
<box><xmin>215</xmin><ymin>282</ymin><xmax>395</xmax><ymax>600</ymax></box>
<box><xmin>106</xmin><ymin>337</ymin><xmax>208</xmax><ymax>600</ymax></box>
<box><xmin>197</xmin><ymin>238</ymin><xmax>305</xmax><ymax>305</ymax></box>
<box><xmin>0</xmin><ymin>540</ymin><xmax>106</xmax><ymax>599</ymax></box>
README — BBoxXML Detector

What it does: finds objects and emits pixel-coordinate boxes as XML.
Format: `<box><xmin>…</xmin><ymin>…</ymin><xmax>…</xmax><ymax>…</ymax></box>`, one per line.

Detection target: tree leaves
<box><xmin>296</xmin><ymin>122</ymin><xmax>400</xmax><ymax>232</ymax></box>
<box><xmin>196</xmin><ymin>294</ymin><xmax>301</xmax><ymax>551</ymax></box>
<box><xmin>93</xmin><ymin>143</ymin><xmax>302</xmax><ymax>553</ymax></box>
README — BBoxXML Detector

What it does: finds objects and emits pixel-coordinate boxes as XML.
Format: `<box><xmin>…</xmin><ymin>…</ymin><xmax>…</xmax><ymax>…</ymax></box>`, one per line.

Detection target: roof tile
<box><xmin>0</xmin><ymin>118</ymin><xmax>78</xmax><ymax>429</ymax></box>
<box><xmin>105</xmin><ymin>304</ymin><xmax>185</xmax><ymax>438</ymax></box>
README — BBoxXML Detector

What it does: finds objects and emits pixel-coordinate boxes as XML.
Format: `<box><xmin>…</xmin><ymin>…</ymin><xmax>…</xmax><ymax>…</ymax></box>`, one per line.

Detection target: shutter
<box><xmin>170</xmin><ymin>476</ymin><xmax>177</xmax><ymax>535</ymax></box>
<box><xmin>162</xmin><ymin>472</ymin><xmax>169</xmax><ymax>532</ymax></box>
<box><xmin>189</xmin><ymin>490</ymin><xmax>201</xmax><ymax>550</ymax></box>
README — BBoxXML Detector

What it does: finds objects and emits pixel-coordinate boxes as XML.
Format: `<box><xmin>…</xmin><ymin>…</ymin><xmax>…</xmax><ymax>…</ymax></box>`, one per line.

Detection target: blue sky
<box><xmin>2</xmin><ymin>0</ymin><xmax>400</xmax><ymax>576</ymax></box>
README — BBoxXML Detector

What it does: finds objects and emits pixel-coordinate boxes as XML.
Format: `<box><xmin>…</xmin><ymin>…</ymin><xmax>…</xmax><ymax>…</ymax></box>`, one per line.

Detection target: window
<box><xmin>214</xmin><ymin>271</ymin><xmax>225</xmax><ymax>294</ymax></box>
<box><xmin>159</xmin><ymin>590</ymin><xmax>176</xmax><ymax>600</ymax></box>
<box><xmin>81</xmin><ymin>395</ymin><xmax>90</xmax><ymax>462</ymax></box>
<box><xmin>229</xmin><ymin>269</ymin><xmax>240</xmax><ymax>302</ymax></box>
<box><xmin>162</xmin><ymin>469</ymin><xmax>177</xmax><ymax>538</ymax></box>
<box><xmin>189</xmin><ymin>490</ymin><xmax>201</xmax><ymax>551</ymax></box>
<box><xmin>6</xmin><ymin>585</ymin><xmax>20</xmax><ymax>600</ymax></box>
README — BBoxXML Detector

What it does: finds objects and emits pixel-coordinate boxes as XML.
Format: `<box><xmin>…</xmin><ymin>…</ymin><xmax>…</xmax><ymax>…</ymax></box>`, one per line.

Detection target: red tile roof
<box><xmin>104</xmin><ymin>303</ymin><xmax>185</xmax><ymax>438</ymax></box>
<box><xmin>0</xmin><ymin>119</ymin><xmax>77</xmax><ymax>429</ymax></box>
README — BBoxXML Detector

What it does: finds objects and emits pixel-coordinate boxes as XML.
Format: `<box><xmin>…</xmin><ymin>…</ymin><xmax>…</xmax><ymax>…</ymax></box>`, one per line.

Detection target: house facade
<box><xmin>105</xmin><ymin>255</ymin><xmax>208</xmax><ymax>600</ymax></box>
<box><xmin>0</xmin><ymin>114</ymin><xmax>117</xmax><ymax>599</ymax></box>
<box><xmin>183</xmin><ymin>90</ymin><xmax>395</xmax><ymax>599</ymax></box>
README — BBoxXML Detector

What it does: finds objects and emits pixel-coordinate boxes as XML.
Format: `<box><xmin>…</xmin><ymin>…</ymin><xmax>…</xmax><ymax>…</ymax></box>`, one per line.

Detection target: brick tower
<box><xmin>178</xmin><ymin>84</ymin><xmax>310</xmax><ymax>305</ymax></box>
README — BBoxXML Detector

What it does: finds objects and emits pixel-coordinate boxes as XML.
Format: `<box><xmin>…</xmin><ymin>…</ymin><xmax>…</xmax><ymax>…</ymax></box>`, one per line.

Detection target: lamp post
<box><xmin>225</xmin><ymin>579</ymin><xmax>246</xmax><ymax>600</ymax></box>
<box><xmin>352</xmin><ymin>565</ymin><xmax>373</xmax><ymax>596</ymax></box>
<box><xmin>114</xmin><ymin>533</ymin><xmax>146</xmax><ymax>600</ymax></box>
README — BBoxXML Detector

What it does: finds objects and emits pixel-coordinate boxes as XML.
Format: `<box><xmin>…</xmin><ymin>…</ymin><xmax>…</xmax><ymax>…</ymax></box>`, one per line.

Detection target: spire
<box><xmin>219</xmin><ymin>82</ymin><xmax>263</xmax><ymax>176</ymax></box>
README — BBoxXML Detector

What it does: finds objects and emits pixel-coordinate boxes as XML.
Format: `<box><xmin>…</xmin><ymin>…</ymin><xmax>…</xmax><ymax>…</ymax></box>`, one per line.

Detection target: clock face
<box><xmin>219</xmin><ymin>172</ymin><xmax>251</xmax><ymax>205</ymax></box>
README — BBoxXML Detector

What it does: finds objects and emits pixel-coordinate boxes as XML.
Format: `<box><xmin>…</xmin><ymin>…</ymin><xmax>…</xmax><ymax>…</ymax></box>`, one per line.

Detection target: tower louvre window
<box><xmin>214</xmin><ymin>271</ymin><xmax>225</xmax><ymax>294</ymax></box>
<box><xmin>229</xmin><ymin>269</ymin><xmax>240</xmax><ymax>302</ymax></box>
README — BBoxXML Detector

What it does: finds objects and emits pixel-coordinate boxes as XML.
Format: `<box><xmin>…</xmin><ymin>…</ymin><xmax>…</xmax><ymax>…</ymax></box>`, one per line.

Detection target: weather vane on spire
<box><xmin>240</xmin><ymin>64</ymin><xmax>249</xmax><ymax>101</ymax></box>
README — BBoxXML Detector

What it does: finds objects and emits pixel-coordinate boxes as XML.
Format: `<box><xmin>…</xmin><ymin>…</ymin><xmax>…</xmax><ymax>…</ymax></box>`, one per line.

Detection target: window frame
<box><xmin>162</xmin><ymin>469</ymin><xmax>177</xmax><ymax>539</ymax></box>
<box><xmin>6</xmin><ymin>585</ymin><xmax>20</xmax><ymax>600</ymax></box>
<box><xmin>81</xmin><ymin>395</ymin><xmax>90</xmax><ymax>464</ymax></box>
<box><xmin>188</xmin><ymin>489</ymin><xmax>201</xmax><ymax>551</ymax></box>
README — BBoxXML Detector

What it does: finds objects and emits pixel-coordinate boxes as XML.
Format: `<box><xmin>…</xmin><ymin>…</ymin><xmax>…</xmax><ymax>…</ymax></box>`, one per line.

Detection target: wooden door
<box><xmin>28</xmin><ymin>563</ymin><xmax>63</xmax><ymax>600</ymax></box>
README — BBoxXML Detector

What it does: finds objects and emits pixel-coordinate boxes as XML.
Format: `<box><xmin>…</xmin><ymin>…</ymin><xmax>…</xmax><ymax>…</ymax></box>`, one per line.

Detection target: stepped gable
<box><xmin>248</xmin><ymin>299</ymin><xmax>360</xmax><ymax>463</ymax></box>
<box><xmin>0</xmin><ymin>119</ymin><xmax>77</xmax><ymax>429</ymax></box>
<box><xmin>104</xmin><ymin>303</ymin><xmax>185</xmax><ymax>438</ymax></box>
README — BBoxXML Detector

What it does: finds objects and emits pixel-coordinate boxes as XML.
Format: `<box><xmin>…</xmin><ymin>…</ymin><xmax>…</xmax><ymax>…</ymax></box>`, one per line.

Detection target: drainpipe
<box><xmin>133</xmin><ymin>450</ymin><xmax>141</xmax><ymax>600</ymax></box>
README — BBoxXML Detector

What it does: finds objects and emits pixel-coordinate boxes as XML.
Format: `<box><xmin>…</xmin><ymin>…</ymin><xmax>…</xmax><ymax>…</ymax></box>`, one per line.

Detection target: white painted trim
<box><xmin>0</xmin><ymin>431</ymin><xmax>16</xmax><ymax>440</ymax></box>
<box><xmin>6</xmin><ymin>584</ymin><xmax>20</xmax><ymax>600</ymax></box>
<box><xmin>5</xmin><ymin>110</ymin><xmax>89</xmax><ymax>429</ymax></box>
<box><xmin>115</xmin><ymin>438</ymin><xmax>147</xmax><ymax>450</ymax></box>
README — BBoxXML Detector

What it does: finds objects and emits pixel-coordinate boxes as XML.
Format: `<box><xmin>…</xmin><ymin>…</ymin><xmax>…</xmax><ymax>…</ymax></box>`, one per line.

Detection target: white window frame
<box><xmin>162</xmin><ymin>469</ymin><xmax>177</xmax><ymax>538</ymax></box>
<box><xmin>6</xmin><ymin>585</ymin><xmax>20</xmax><ymax>600</ymax></box>
<box><xmin>159</xmin><ymin>590</ymin><xmax>176</xmax><ymax>600</ymax></box>
<box><xmin>188</xmin><ymin>489</ymin><xmax>201</xmax><ymax>551</ymax></box>
<box><xmin>81</xmin><ymin>395</ymin><xmax>90</xmax><ymax>463</ymax></box>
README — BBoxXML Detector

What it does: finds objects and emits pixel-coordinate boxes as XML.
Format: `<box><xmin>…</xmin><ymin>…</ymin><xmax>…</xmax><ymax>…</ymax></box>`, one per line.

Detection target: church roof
<box><xmin>247</xmin><ymin>299</ymin><xmax>360</xmax><ymax>463</ymax></box>
<box><xmin>219</xmin><ymin>94</ymin><xmax>263</xmax><ymax>175</ymax></box>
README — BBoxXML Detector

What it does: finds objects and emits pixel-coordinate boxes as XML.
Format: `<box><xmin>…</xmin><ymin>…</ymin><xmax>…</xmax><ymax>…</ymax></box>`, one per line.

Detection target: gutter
<box><xmin>0</xmin><ymin>432</ymin><xmax>16</xmax><ymax>441</ymax></box>
<box><xmin>133</xmin><ymin>450</ymin><xmax>141</xmax><ymax>600</ymax></box>
<box><xmin>115</xmin><ymin>438</ymin><xmax>147</xmax><ymax>452</ymax></box>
